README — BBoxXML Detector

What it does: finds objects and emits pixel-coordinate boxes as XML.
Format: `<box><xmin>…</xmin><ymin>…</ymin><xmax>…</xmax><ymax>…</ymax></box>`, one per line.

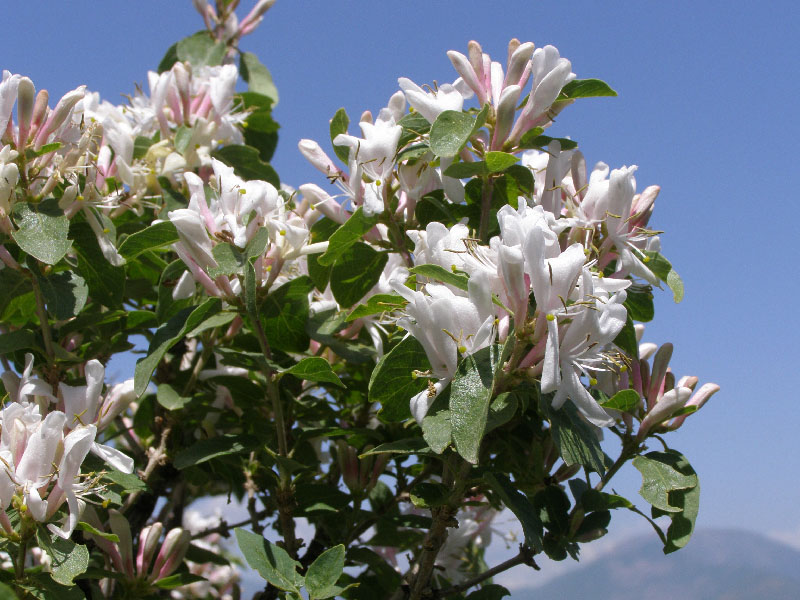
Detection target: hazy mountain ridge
<box><xmin>516</xmin><ymin>529</ymin><xmax>800</xmax><ymax>599</ymax></box>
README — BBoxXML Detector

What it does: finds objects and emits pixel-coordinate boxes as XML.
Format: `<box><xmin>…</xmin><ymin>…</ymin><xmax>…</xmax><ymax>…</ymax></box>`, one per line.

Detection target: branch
<box><xmin>432</xmin><ymin>545</ymin><xmax>538</xmax><ymax>598</ymax></box>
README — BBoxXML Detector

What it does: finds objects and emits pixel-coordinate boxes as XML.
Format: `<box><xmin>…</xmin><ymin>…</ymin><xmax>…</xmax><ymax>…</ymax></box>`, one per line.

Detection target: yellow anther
<box><xmin>451</xmin><ymin>264</ymin><xmax>457</xmax><ymax>272</ymax></box>
<box><xmin>458</xmin><ymin>345</ymin><xmax>467</xmax><ymax>354</ymax></box>
<box><xmin>102</xmin><ymin>498</ymin><xmax>110</xmax><ymax>508</ymax></box>
<box><xmin>279</xmin><ymin>230</ymin><xmax>286</xmax><ymax>236</ymax></box>
<box><xmin>620</xmin><ymin>365</ymin><xmax>628</xmax><ymax>373</ymax></box>
<box><xmin>19</xmin><ymin>504</ymin><xmax>27</xmax><ymax>513</ymax></box>
<box><xmin>375</xmin><ymin>179</ymin><xmax>382</xmax><ymax>186</ymax></box>
<box><xmin>643</xmin><ymin>256</ymin><xmax>650</xmax><ymax>263</ymax></box>
<box><xmin>103</xmin><ymin>228</ymin><xmax>110</xmax><ymax>234</ymax></box>
<box><xmin>589</xmin><ymin>377</ymin><xmax>598</xmax><ymax>386</ymax></box>
<box><xmin>266</xmin><ymin>265</ymin><xmax>272</xmax><ymax>272</ymax></box>
<box><xmin>546</xmin><ymin>313</ymin><xmax>555</xmax><ymax>322</ymax></box>
<box><xmin>239</xmin><ymin>189</ymin><xmax>247</xmax><ymax>195</ymax></box>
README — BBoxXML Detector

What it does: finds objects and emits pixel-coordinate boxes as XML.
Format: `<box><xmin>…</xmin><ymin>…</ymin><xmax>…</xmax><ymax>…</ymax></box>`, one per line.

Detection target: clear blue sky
<box><xmin>4</xmin><ymin>0</ymin><xmax>800</xmax><ymax>582</ymax></box>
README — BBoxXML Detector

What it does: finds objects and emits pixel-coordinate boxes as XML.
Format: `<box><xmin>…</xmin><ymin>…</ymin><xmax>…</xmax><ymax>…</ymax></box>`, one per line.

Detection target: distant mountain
<box><xmin>516</xmin><ymin>529</ymin><xmax>800</xmax><ymax>600</ymax></box>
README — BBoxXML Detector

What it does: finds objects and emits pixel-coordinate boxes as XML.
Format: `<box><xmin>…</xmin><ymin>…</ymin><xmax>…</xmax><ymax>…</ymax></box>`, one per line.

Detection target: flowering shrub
<box><xmin>0</xmin><ymin>1</ymin><xmax>718</xmax><ymax>598</ymax></box>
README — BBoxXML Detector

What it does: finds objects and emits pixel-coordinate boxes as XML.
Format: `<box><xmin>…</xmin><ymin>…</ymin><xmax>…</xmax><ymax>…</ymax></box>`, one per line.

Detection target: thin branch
<box><xmin>432</xmin><ymin>545</ymin><xmax>539</xmax><ymax>598</ymax></box>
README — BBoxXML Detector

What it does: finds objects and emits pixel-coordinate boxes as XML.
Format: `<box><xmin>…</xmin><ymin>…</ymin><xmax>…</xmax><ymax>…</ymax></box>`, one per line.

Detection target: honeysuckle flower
<box><xmin>604</xmin><ymin>166</ymin><xmax>660</xmax><ymax>285</ymax></box>
<box><xmin>333</xmin><ymin>111</ymin><xmax>402</xmax><ymax>183</ymax></box>
<box><xmin>0</xmin><ymin>145</ymin><xmax>19</xmax><ymax>217</ymax></box>
<box><xmin>59</xmin><ymin>360</ymin><xmax>134</xmax><ymax>473</ymax></box>
<box><xmin>392</xmin><ymin>271</ymin><xmax>495</xmax><ymax>422</ymax></box>
<box><xmin>543</xmin><ymin>270</ymin><xmax>628</xmax><ymax>427</ymax></box>
<box><xmin>397</xmin><ymin>78</ymin><xmax>468</xmax><ymax>124</ymax></box>
<box><xmin>508</xmin><ymin>46</ymin><xmax>576</xmax><ymax>144</ymax></box>
<box><xmin>47</xmin><ymin>424</ymin><xmax>96</xmax><ymax>538</ymax></box>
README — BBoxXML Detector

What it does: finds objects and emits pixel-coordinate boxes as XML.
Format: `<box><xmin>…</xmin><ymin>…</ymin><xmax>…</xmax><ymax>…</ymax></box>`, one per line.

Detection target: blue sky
<box><xmin>4</xmin><ymin>0</ymin><xmax>800</xmax><ymax>589</ymax></box>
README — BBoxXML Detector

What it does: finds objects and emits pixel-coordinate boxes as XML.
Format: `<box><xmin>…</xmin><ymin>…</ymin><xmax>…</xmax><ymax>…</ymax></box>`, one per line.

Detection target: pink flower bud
<box><xmin>16</xmin><ymin>77</ymin><xmax>35</xmax><ymax>148</ymax></box>
<box><xmin>638</xmin><ymin>386</ymin><xmax>692</xmax><ymax>439</ymax></box>
<box><xmin>149</xmin><ymin>528</ymin><xmax>191</xmax><ymax>582</ymax></box>
<box><xmin>136</xmin><ymin>522</ymin><xmax>163</xmax><ymax>577</ymax></box>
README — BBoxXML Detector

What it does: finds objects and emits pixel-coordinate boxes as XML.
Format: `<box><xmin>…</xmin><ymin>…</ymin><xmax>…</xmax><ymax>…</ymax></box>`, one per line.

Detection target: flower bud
<box><xmin>16</xmin><ymin>77</ymin><xmax>35</xmax><ymax>148</ymax></box>
<box><xmin>149</xmin><ymin>528</ymin><xmax>191</xmax><ymax>582</ymax></box>
<box><xmin>136</xmin><ymin>522</ymin><xmax>163</xmax><ymax>577</ymax></box>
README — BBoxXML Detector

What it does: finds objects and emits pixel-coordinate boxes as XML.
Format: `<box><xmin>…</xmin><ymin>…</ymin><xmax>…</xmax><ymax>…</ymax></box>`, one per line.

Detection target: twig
<box><xmin>122</xmin><ymin>425</ymin><xmax>172</xmax><ymax>513</ymax></box>
<box><xmin>432</xmin><ymin>545</ymin><xmax>538</xmax><ymax>598</ymax></box>
<box><xmin>190</xmin><ymin>510</ymin><xmax>270</xmax><ymax>540</ymax></box>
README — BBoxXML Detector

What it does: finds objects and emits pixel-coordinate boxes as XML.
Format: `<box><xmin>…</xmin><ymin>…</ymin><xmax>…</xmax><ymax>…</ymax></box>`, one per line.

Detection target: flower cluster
<box><xmin>0</xmin><ymin>355</ymin><xmax>134</xmax><ymax>539</ymax></box>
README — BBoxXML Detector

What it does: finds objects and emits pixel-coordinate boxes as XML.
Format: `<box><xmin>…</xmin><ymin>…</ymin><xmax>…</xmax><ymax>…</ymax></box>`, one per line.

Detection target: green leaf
<box><xmin>429</xmin><ymin>110</ymin><xmax>476</xmax><ymax>157</ymax></box>
<box><xmin>329</xmin><ymin>107</ymin><xmax>350</xmax><ymax>163</ymax></box>
<box><xmin>25</xmin><ymin>142</ymin><xmax>62</xmax><ymax>159</ymax></box>
<box><xmin>36</xmin><ymin>530</ymin><xmax>89</xmax><ymax>586</ymax></box>
<box><xmin>443</xmin><ymin>160</ymin><xmax>488</xmax><ymax>178</ymax></box>
<box><xmin>306</xmin><ymin>544</ymin><xmax>345</xmax><ymax>600</ymax></box>
<box><xmin>243</xmin><ymin>110</ymin><xmax>279</xmax><ymax>162</ymax></box>
<box><xmin>398</xmin><ymin>111</ymin><xmax>433</xmax><ymax>147</ymax></box>
<box><xmin>0</xmin><ymin>269</ymin><xmax>32</xmax><ymax>319</ymax></box>
<box><xmin>185</xmin><ymin>311</ymin><xmax>236</xmax><ymax>337</ymax></box>
<box><xmin>465</xmin><ymin>584</ymin><xmax>511</xmax><ymax>600</ymax></box>
<box><xmin>176</xmin><ymin>32</ymin><xmax>226</xmax><ymax>67</ymax></box>
<box><xmin>245</xmin><ymin>227</ymin><xmax>271</xmax><ymax>259</ymax></box>
<box><xmin>157</xmin><ymin>383</ymin><xmax>192</xmax><ymax>410</ymax></box>
<box><xmin>70</xmin><ymin>221</ymin><xmax>125</xmax><ymax>307</ymax></box>
<box><xmin>408</xmin><ymin>263</ymin><xmax>468</xmax><ymax>291</ymax></box>
<box><xmin>174</xmin><ymin>434</ymin><xmax>257</xmax><ymax>470</ymax></box>
<box><xmin>154</xmin><ymin>572</ymin><xmax>207</xmax><ymax>589</ymax></box>
<box><xmin>118</xmin><ymin>221</ymin><xmax>179</xmax><ymax>260</ymax></box>
<box><xmin>655</xmin><ymin>451</ymin><xmax>700</xmax><ymax>553</ymax></box>
<box><xmin>133</xmin><ymin>135</ymin><xmax>155</xmax><ymax>160</ymax></box>
<box><xmin>235</xmin><ymin>528</ymin><xmax>303</xmax><ymax>594</ymax></box>
<box><xmin>409</xmin><ymin>481</ymin><xmax>450</xmax><ymax>509</ymax></box>
<box><xmin>240</xmin><ymin>51</ymin><xmax>279</xmax><ymax>104</ymax></box>
<box><xmin>632</xmin><ymin>451</ymin><xmax>698</xmax><ymax>514</ymax></box>
<box><xmin>643</xmin><ymin>251</ymin><xmax>684</xmax><ymax>303</ymax></box>
<box><xmin>282</xmin><ymin>357</ymin><xmax>344</xmax><ymax>388</ymax></box>
<box><xmin>75</xmin><ymin>521</ymin><xmax>119</xmax><ymax>543</ymax></box>
<box><xmin>485</xmin><ymin>391</ymin><xmax>519</xmax><ymax>433</ymax></box>
<box><xmin>541</xmin><ymin>394</ymin><xmax>606</xmax><ymax>474</ymax></box>
<box><xmin>330</xmin><ymin>242</ymin><xmax>388</xmax><ymax>307</ymax></box>
<box><xmin>534</xmin><ymin>485</ymin><xmax>571</xmax><ymax>536</ymax></box>
<box><xmin>484</xmin><ymin>472</ymin><xmax>543</xmax><ymax>551</ymax></box>
<box><xmin>599</xmin><ymin>389</ymin><xmax>641</xmax><ymax>412</ymax></box>
<box><xmin>421</xmin><ymin>389</ymin><xmax>451</xmax><ymax>454</ymax></box>
<box><xmin>11</xmin><ymin>200</ymin><xmax>71</xmax><ymax>265</ymax></box>
<box><xmin>34</xmin><ymin>269</ymin><xmax>88</xmax><ymax>320</ymax></box>
<box><xmin>579</xmin><ymin>489</ymin><xmax>634</xmax><ymax>511</ymax></box>
<box><xmin>370</xmin><ymin>336</ymin><xmax>431</xmax><ymax>422</ymax></box>
<box><xmin>518</xmin><ymin>134</ymin><xmax>578</xmax><ymax>150</ymax></box>
<box><xmin>317</xmin><ymin>208</ymin><xmax>378</xmax><ymax>267</ymax></box>
<box><xmin>359</xmin><ymin>438</ymin><xmax>430</xmax><ymax>457</ymax></box>
<box><xmin>102</xmin><ymin>468</ymin><xmax>148</xmax><ymax>493</ymax></box>
<box><xmin>208</xmin><ymin>242</ymin><xmax>245</xmax><ymax>277</ymax></box>
<box><xmin>306</xmin><ymin>218</ymin><xmax>338</xmax><ymax>290</ymax></box>
<box><xmin>0</xmin><ymin>581</ymin><xmax>17</xmax><ymax>599</ymax></box>
<box><xmin>212</xmin><ymin>145</ymin><xmax>280</xmax><ymax>188</ymax></box>
<box><xmin>0</xmin><ymin>329</ymin><xmax>36</xmax><ymax>354</ymax></box>
<box><xmin>450</xmin><ymin>345</ymin><xmax>499</xmax><ymax>464</ymax></box>
<box><xmin>614</xmin><ymin>316</ymin><xmax>638</xmax><ymax>358</ymax></box>
<box><xmin>134</xmin><ymin>298</ymin><xmax>222</xmax><ymax>396</ymax></box>
<box><xmin>485</xmin><ymin>151</ymin><xmax>520</xmax><ymax>172</ymax></box>
<box><xmin>261</xmin><ymin>276</ymin><xmax>313</xmax><ymax>353</ymax></box>
<box><xmin>624</xmin><ymin>287</ymin><xmax>655</xmax><ymax>322</ymax></box>
<box><xmin>561</xmin><ymin>78</ymin><xmax>618</xmax><ymax>98</ymax></box>
<box><xmin>158</xmin><ymin>42</ymin><xmax>179</xmax><ymax>73</ymax></box>
<box><xmin>174</xmin><ymin>124</ymin><xmax>193</xmax><ymax>155</ymax></box>
<box><xmin>346</xmin><ymin>293</ymin><xmax>406</xmax><ymax>321</ymax></box>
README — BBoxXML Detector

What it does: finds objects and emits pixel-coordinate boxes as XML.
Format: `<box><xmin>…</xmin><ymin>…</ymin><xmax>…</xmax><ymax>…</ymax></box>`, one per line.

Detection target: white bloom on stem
<box><xmin>392</xmin><ymin>271</ymin><xmax>495</xmax><ymax>422</ymax></box>
<box><xmin>543</xmin><ymin>270</ymin><xmax>628</xmax><ymax>427</ymax></box>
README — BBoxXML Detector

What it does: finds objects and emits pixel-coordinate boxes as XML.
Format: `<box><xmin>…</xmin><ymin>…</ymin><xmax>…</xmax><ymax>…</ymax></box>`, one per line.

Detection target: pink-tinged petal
<box><xmin>638</xmin><ymin>386</ymin><xmax>692</xmax><ymax>438</ymax></box>
<box><xmin>504</xmin><ymin>42</ymin><xmax>535</xmax><ymax>87</ymax></box>
<box><xmin>137</xmin><ymin>523</ymin><xmax>164</xmax><ymax>577</ymax></box>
